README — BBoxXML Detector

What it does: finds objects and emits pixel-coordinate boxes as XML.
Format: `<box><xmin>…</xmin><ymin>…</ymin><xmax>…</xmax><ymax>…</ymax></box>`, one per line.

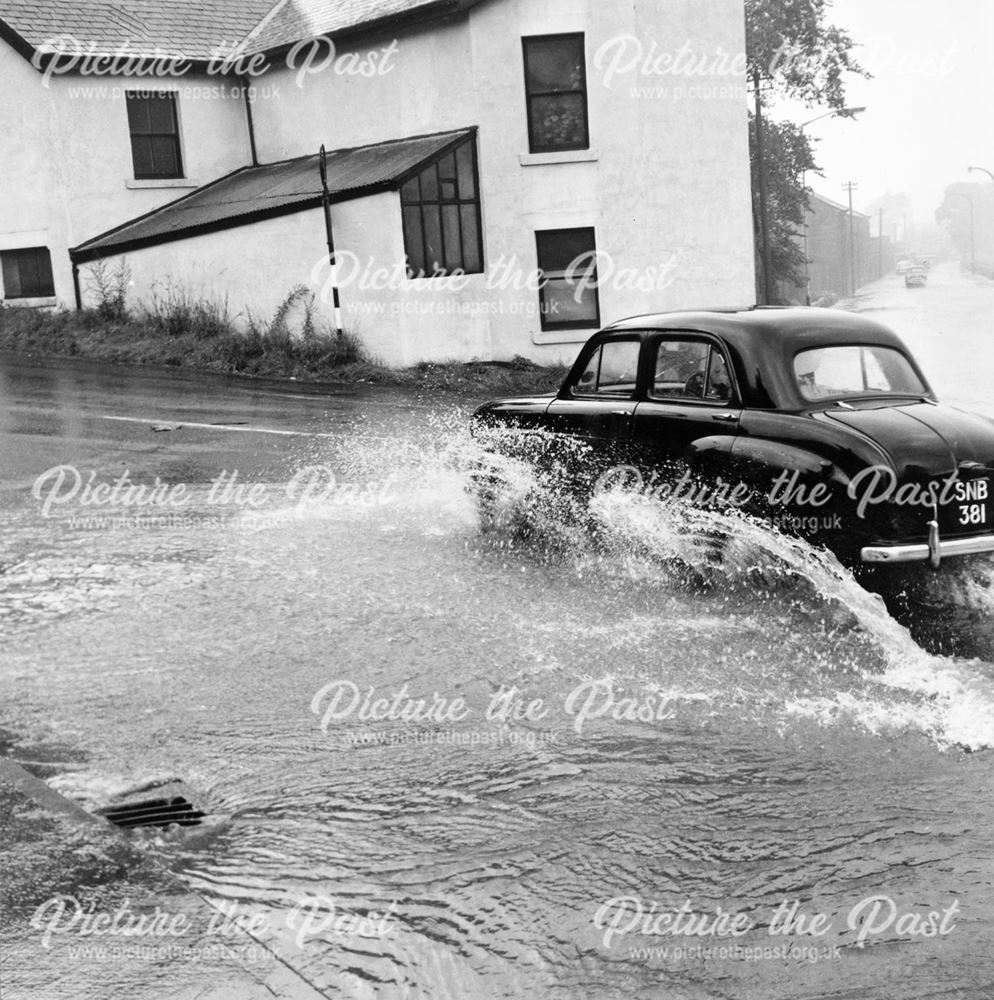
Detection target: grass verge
<box><xmin>0</xmin><ymin>298</ymin><xmax>568</xmax><ymax>397</ymax></box>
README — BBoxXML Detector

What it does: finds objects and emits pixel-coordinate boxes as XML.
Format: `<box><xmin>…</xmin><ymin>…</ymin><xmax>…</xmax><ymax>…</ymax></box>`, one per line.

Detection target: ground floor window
<box><xmin>535</xmin><ymin>227</ymin><xmax>599</xmax><ymax>330</ymax></box>
<box><xmin>401</xmin><ymin>133</ymin><xmax>483</xmax><ymax>278</ymax></box>
<box><xmin>1</xmin><ymin>247</ymin><xmax>55</xmax><ymax>299</ymax></box>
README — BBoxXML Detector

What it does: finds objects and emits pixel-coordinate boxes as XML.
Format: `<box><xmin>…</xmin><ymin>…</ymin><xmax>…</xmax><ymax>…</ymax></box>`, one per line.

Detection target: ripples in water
<box><xmin>4</xmin><ymin>421</ymin><xmax>994</xmax><ymax>997</ymax></box>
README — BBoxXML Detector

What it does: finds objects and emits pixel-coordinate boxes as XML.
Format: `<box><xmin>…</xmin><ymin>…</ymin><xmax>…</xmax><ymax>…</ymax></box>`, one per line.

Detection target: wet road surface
<box><xmin>3</xmin><ymin>267</ymin><xmax>994</xmax><ymax>999</ymax></box>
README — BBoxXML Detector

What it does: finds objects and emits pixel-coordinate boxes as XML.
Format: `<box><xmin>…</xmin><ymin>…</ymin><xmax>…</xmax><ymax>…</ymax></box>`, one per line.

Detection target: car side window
<box><xmin>573</xmin><ymin>339</ymin><xmax>640</xmax><ymax>396</ymax></box>
<box><xmin>651</xmin><ymin>339</ymin><xmax>732</xmax><ymax>402</ymax></box>
<box><xmin>653</xmin><ymin>340</ymin><xmax>708</xmax><ymax>397</ymax></box>
<box><xmin>704</xmin><ymin>351</ymin><xmax>732</xmax><ymax>402</ymax></box>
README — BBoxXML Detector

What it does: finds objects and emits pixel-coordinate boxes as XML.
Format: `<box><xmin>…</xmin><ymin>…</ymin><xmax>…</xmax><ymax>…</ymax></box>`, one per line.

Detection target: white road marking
<box><xmin>100</xmin><ymin>415</ymin><xmax>340</xmax><ymax>437</ymax></box>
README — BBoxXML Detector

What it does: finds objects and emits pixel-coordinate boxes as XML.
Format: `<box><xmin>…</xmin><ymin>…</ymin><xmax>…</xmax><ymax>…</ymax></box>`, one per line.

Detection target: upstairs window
<box><xmin>522</xmin><ymin>33</ymin><xmax>589</xmax><ymax>152</ymax></box>
<box><xmin>1</xmin><ymin>247</ymin><xmax>55</xmax><ymax>299</ymax></box>
<box><xmin>401</xmin><ymin>134</ymin><xmax>483</xmax><ymax>278</ymax></box>
<box><xmin>126</xmin><ymin>91</ymin><xmax>183</xmax><ymax>179</ymax></box>
<box><xmin>535</xmin><ymin>227</ymin><xmax>600</xmax><ymax>330</ymax></box>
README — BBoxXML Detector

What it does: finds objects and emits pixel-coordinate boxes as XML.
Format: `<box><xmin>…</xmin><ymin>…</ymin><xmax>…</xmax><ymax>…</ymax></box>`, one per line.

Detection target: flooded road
<box><xmin>3</xmin><ymin>266</ymin><xmax>994</xmax><ymax>999</ymax></box>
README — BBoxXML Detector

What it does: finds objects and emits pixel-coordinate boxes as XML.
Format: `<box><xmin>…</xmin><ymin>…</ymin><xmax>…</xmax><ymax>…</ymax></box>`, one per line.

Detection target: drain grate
<box><xmin>96</xmin><ymin>796</ymin><xmax>206</xmax><ymax>829</ymax></box>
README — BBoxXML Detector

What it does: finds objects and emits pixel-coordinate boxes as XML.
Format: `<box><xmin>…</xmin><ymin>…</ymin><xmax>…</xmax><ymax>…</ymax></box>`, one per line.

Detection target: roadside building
<box><xmin>0</xmin><ymin>0</ymin><xmax>756</xmax><ymax>366</ymax></box>
<box><xmin>786</xmin><ymin>192</ymin><xmax>890</xmax><ymax>304</ymax></box>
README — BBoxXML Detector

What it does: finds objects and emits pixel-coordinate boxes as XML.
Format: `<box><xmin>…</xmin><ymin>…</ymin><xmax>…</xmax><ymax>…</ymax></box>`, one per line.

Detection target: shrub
<box><xmin>84</xmin><ymin>259</ymin><xmax>131</xmax><ymax>320</ymax></box>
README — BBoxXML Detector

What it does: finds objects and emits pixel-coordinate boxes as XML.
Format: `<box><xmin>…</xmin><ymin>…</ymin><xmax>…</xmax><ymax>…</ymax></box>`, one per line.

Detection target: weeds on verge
<box><xmin>0</xmin><ymin>278</ymin><xmax>567</xmax><ymax>394</ymax></box>
<box><xmin>144</xmin><ymin>282</ymin><xmax>233</xmax><ymax>339</ymax></box>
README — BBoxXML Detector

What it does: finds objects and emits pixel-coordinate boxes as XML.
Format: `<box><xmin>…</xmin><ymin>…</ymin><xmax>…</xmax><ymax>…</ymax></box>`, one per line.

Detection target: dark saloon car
<box><xmin>471</xmin><ymin>308</ymin><xmax>994</xmax><ymax>568</ymax></box>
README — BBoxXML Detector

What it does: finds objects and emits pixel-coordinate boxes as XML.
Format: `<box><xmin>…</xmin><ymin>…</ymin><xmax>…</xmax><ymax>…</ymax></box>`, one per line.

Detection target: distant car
<box><xmin>905</xmin><ymin>267</ymin><xmax>927</xmax><ymax>288</ymax></box>
<box><xmin>471</xmin><ymin>308</ymin><xmax>994</xmax><ymax>568</ymax></box>
<box><xmin>897</xmin><ymin>259</ymin><xmax>914</xmax><ymax>274</ymax></box>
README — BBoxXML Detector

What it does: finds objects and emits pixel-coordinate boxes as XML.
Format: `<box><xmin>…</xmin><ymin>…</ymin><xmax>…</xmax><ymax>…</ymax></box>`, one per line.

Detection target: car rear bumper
<box><xmin>861</xmin><ymin>521</ymin><xmax>994</xmax><ymax>567</ymax></box>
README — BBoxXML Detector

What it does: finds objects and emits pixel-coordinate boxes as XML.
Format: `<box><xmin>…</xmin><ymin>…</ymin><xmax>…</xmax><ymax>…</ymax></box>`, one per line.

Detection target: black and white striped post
<box><xmin>319</xmin><ymin>144</ymin><xmax>343</xmax><ymax>337</ymax></box>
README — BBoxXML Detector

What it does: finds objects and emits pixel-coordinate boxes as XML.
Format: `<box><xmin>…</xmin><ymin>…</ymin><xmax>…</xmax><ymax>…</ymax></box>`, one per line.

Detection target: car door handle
<box><xmin>711</xmin><ymin>412</ymin><xmax>738</xmax><ymax>422</ymax></box>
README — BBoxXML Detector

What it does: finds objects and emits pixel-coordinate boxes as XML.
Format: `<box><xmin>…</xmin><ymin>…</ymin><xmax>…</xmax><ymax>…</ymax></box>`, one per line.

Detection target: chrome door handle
<box><xmin>711</xmin><ymin>412</ymin><xmax>738</xmax><ymax>422</ymax></box>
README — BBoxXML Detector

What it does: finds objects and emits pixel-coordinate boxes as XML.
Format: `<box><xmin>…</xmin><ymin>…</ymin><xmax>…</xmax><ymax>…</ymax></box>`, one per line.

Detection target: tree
<box><xmin>745</xmin><ymin>0</ymin><xmax>869</xmax><ymax>302</ymax></box>
<box><xmin>748</xmin><ymin>115</ymin><xmax>817</xmax><ymax>291</ymax></box>
<box><xmin>745</xmin><ymin>0</ymin><xmax>866</xmax><ymax>109</ymax></box>
<box><xmin>936</xmin><ymin>183</ymin><xmax>994</xmax><ymax>274</ymax></box>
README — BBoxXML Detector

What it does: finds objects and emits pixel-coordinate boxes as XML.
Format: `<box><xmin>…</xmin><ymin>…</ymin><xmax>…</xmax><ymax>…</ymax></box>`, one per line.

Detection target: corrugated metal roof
<box><xmin>72</xmin><ymin>127</ymin><xmax>474</xmax><ymax>260</ymax></box>
<box><xmin>0</xmin><ymin>0</ymin><xmax>476</xmax><ymax>61</ymax></box>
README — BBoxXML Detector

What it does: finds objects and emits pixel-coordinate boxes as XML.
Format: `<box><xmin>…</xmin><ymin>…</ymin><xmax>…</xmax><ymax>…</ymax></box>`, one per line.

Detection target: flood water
<box><xmin>3</xmin><ymin>295</ymin><xmax>994</xmax><ymax>997</ymax></box>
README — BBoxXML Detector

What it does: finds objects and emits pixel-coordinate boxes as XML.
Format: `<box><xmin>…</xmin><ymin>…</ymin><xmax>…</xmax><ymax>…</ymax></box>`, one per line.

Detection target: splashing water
<box><xmin>424</xmin><ymin>423</ymin><xmax>994</xmax><ymax>751</ymax></box>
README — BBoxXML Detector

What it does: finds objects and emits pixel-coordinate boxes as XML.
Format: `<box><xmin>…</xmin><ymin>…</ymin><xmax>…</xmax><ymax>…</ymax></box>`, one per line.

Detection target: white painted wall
<box><xmin>0</xmin><ymin>40</ymin><xmax>254</xmax><ymax>306</ymax></box>
<box><xmin>84</xmin><ymin>193</ymin><xmax>507</xmax><ymax>368</ymax></box>
<box><xmin>78</xmin><ymin>209</ymin><xmax>329</xmax><ymax>335</ymax></box>
<box><xmin>21</xmin><ymin>0</ymin><xmax>757</xmax><ymax>368</ymax></box>
<box><xmin>244</xmin><ymin>0</ymin><xmax>756</xmax><ymax>366</ymax></box>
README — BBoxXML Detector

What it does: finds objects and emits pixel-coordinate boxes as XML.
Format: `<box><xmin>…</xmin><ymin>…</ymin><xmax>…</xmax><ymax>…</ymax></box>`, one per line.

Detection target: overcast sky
<box><xmin>774</xmin><ymin>0</ymin><xmax>994</xmax><ymax>223</ymax></box>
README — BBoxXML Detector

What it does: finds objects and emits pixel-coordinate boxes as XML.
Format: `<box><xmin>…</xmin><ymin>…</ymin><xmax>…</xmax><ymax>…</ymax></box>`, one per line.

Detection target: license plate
<box><xmin>939</xmin><ymin>475</ymin><xmax>992</xmax><ymax>533</ymax></box>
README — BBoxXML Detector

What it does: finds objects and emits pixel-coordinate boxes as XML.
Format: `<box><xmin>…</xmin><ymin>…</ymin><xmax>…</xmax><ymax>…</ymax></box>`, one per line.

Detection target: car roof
<box><xmin>602</xmin><ymin>306</ymin><xmax>907</xmax><ymax>349</ymax></box>
<box><xmin>595</xmin><ymin>306</ymin><xmax>925</xmax><ymax>409</ymax></box>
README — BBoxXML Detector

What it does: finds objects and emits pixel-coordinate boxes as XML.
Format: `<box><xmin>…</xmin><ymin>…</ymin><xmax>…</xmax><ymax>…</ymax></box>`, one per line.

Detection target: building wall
<box><xmin>22</xmin><ymin>0</ymin><xmax>757</xmax><ymax>367</ymax></box>
<box><xmin>805</xmin><ymin>198</ymin><xmax>876</xmax><ymax>301</ymax></box>
<box><xmin>77</xmin><ymin>208</ymin><xmax>332</xmax><ymax>342</ymax></box>
<box><xmin>83</xmin><ymin>192</ymin><xmax>551</xmax><ymax>368</ymax></box>
<box><xmin>0</xmin><ymin>40</ymin><xmax>254</xmax><ymax>305</ymax></box>
<box><xmin>243</xmin><ymin>0</ymin><xmax>755</xmax><ymax>364</ymax></box>
<box><xmin>0</xmin><ymin>38</ymin><xmax>56</xmax><ymax>303</ymax></box>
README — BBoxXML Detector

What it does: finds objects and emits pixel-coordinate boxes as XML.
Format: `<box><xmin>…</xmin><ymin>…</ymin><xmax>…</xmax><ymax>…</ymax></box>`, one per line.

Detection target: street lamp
<box><xmin>966</xmin><ymin>168</ymin><xmax>991</xmax><ymax>276</ymax></box>
<box><xmin>800</xmin><ymin>106</ymin><xmax>866</xmax><ymax>130</ymax></box>
<box><xmin>800</xmin><ymin>106</ymin><xmax>866</xmax><ymax>304</ymax></box>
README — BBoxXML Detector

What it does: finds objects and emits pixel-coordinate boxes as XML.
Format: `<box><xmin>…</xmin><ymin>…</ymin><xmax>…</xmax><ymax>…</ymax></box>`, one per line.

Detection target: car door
<box><xmin>631</xmin><ymin>333</ymin><xmax>742</xmax><ymax>470</ymax></box>
<box><xmin>544</xmin><ymin>335</ymin><xmax>642</xmax><ymax>471</ymax></box>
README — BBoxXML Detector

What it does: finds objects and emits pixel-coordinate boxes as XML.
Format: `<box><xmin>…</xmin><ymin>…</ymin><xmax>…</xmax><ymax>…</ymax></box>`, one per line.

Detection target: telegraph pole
<box><xmin>842</xmin><ymin>181</ymin><xmax>858</xmax><ymax>296</ymax></box>
<box><xmin>753</xmin><ymin>70</ymin><xmax>773</xmax><ymax>305</ymax></box>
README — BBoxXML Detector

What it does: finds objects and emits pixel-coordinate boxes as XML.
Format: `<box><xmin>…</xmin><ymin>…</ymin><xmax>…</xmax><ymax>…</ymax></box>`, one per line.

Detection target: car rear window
<box><xmin>793</xmin><ymin>345</ymin><xmax>926</xmax><ymax>401</ymax></box>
